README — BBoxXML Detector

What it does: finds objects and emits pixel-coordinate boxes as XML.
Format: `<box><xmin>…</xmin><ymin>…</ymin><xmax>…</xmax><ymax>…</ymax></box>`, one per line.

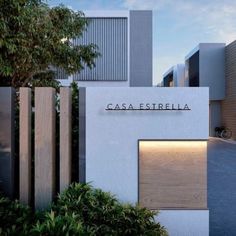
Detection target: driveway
<box><xmin>208</xmin><ymin>138</ymin><xmax>236</xmax><ymax>236</ymax></box>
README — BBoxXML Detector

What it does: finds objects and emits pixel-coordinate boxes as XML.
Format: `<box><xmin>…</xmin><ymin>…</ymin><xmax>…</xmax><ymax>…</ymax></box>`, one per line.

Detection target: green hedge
<box><xmin>0</xmin><ymin>183</ymin><xmax>168</xmax><ymax>236</ymax></box>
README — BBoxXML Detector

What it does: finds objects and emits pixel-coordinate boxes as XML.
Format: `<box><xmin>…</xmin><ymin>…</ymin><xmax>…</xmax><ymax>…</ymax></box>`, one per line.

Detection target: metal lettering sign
<box><xmin>105</xmin><ymin>103</ymin><xmax>191</xmax><ymax>111</ymax></box>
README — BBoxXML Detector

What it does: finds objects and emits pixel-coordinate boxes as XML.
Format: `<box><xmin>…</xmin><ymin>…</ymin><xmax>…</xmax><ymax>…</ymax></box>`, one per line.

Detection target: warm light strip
<box><xmin>139</xmin><ymin>141</ymin><xmax>207</xmax><ymax>149</ymax></box>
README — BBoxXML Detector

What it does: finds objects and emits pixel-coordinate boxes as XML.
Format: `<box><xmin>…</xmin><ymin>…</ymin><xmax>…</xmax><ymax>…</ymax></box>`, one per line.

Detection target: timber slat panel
<box><xmin>35</xmin><ymin>88</ymin><xmax>56</xmax><ymax>210</ymax></box>
<box><xmin>19</xmin><ymin>88</ymin><xmax>31</xmax><ymax>205</ymax></box>
<box><xmin>222</xmin><ymin>40</ymin><xmax>236</xmax><ymax>140</ymax></box>
<box><xmin>139</xmin><ymin>141</ymin><xmax>207</xmax><ymax>209</ymax></box>
<box><xmin>59</xmin><ymin>87</ymin><xmax>72</xmax><ymax>192</ymax></box>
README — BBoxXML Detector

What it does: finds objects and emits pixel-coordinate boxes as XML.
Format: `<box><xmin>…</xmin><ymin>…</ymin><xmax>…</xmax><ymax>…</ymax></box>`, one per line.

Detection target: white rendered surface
<box><xmin>85</xmin><ymin>87</ymin><xmax>209</xmax><ymax>203</ymax></box>
<box><xmin>199</xmin><ymin>43</ymin><xmax>225</xmax><ymax>100</ymax></box>
<box><xmin>156</xmin><ymin>210</ymin><xmax>209</xmax><ymax>236</ymax></box>
<box><xmin>176</xmin><ymin>64</ymin><xmax>185</xmax><ymax>87</ymax></box>
<box><xmin>75</xmin><ymin>80</ymin><xmax>129</xmax><ymax>87</ymax></box>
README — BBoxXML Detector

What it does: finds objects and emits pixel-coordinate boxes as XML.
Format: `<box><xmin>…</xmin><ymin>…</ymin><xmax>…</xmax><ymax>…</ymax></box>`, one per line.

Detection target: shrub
<box><xmin>52</xmin><ymin>183</ymin><xmax>168</xmax><ymax>235</ymax></box>
<box><xmin>0</xmin><ymin>196</ymin><xmax>33</xmax><ymax>235</ymax></box>
<box><xmin>0</xmin><ymin>183</ymin><xmax>168</xmax><ymax>236</ymax></box>
<box><xmin>31</xmin><ymin>211</ymin><xmax>88</xmax><ymax>235</ymax></box>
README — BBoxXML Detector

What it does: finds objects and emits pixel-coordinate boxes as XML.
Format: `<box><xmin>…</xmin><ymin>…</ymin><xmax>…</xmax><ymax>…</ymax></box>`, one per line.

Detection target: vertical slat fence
<box><xmin>34</xmin><ymin>87</ymin><xmax>56</xmax><ymax>210</ymax></box>
<box><xmin>16</xmin><ymin>86</ymin><xmax>73</xmax><ymax>209</ymax></box>
<box><xmin>59</xmin><ymin>87</ymin><xmax>72</xmax><ymax>193</ymax></box>
<box><xmin>19</xmin><ymin>88</ymin><xmax>31</xmax><ymax>205</ymax></box>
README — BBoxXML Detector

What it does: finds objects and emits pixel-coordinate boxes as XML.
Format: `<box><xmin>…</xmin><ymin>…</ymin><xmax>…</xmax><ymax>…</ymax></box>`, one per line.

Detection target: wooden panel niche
<box><xmin>139</xmin><ymin>141</ymin><xmax>207</xmax><ymax>210</ymax></box>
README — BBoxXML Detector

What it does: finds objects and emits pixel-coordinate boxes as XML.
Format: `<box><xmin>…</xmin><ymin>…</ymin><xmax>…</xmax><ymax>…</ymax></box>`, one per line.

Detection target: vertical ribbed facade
<box><xmin>221</xmin><ymin>41</ymin><xmax>236</xmax><ymax>140</ymax></box>
<box><xmin>55</xmin><ymin>68</ymin><xmax>68</xmax><ymax>80</ymax></box>
<box><xmin>73</xmin><ymin>17</ymin><xmax>128</xmax><ymax>81</ymax></box>
<box><xmin>55</xmin><ymin>11</ymin><xmax>153</xmax><ymax>86</ymax></box>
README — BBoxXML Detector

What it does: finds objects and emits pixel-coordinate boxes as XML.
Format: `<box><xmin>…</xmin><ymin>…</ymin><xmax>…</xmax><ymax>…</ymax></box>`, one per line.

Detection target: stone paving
<box><xmin>208</xmin><ymin>138</ymin><xmax>236</xmax><ymax>236</ymax></box>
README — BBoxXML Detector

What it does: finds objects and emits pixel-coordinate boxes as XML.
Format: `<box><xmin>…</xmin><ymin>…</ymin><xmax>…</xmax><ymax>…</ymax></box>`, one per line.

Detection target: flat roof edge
<box><xmin>185</xmin><ymin>45</ymin><xmax>200</xmax><ymax>60</ymax></box>
<box><xmin>83</xmin><ymin>10</ymin><xmax>129</xmax><ymax>18</ymax></box>
<box><xmin>163</xmin><ymin>66</ymin><xmax>174</xmax><ymax>78</ymax></box>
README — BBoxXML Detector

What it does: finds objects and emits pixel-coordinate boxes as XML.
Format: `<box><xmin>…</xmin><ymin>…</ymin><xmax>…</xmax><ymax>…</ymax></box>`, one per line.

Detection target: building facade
<box><xmin>185</xmin><ymin>43</ymin><xmax>225</xmax><ymax>100</ymax></box>
<box><xmin>185</xmin><ymin>43</ymin><xmax>225</xmax><ymax>136</ymax></box>
<box><xmin>57</xmin><ymin>10</ymin><xmax>153</xmax><ymax>87</ymax></box>
<box><xmin>163</xmin><ymin>43</ymin><xmax>229</xmax><ymax>137</ymax></box>
<box><xmin>163</xmin><ymin>64</ymin><xmax>185</xmax><ymax>87</ymax></box>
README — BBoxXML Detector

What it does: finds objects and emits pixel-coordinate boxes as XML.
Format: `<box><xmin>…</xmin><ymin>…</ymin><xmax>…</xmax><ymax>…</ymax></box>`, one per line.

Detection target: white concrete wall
<box><xmin>76</xmin><ymin>80</ymin><xmax>129</xmax><ymax>87</ymax></box>
<box><xmin>199</xmin><ymin>43</ymin><xmax>225</xmax><ymax>100</ymax></box>
<box><xmin>156</xmin><ymin>210</ymin><xmax>209</xmax><ymax>236</ymax></box>
<box><xmin>84</xmin><ymin>87</ymin><xmax>209</xmax><ymax>203</ymax></box>
<box><xmin>176</xmin><ymin>64</ymin><xmax>185</xmax><ymax>87</ymax></box>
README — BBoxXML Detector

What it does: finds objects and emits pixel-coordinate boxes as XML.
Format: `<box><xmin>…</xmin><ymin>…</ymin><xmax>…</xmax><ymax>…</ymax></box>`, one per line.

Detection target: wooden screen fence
<box><xmin>17</xmin><ymin>87</ymin><xmax>72</xmax><ymax>209</ymax></box>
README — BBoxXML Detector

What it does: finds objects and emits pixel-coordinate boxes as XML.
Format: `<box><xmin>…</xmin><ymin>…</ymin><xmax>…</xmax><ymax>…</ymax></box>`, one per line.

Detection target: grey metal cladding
<box><xmin>0</xmin><ymin>87</ymin><xmax>15</xmax><ymax>198</ymax></box>
<box><xmin>130</xmin><ymin>10</ymin><xmax>152</xmax><ymax>87</ymax></box>
<box><xmin>73</xmin><ymin>18</ymin><xmax>128</xmax><ymax>81</ymax></box>
<box><xmin>54</xmin><ymin>68</ymin><xmax>68</xmax><ymax>80</ymax></box>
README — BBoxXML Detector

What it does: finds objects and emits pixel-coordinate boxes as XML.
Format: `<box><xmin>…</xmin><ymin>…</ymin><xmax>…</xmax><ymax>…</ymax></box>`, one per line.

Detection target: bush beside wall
<box><xmin>0</xmin><ymin>183</ymin><xmax>168</xmax><ymax>236</ymax></box>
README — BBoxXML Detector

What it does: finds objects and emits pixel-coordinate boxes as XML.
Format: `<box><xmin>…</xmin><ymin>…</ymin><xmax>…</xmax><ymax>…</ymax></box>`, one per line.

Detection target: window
<box><xmin>188</xmin><ymin>51</ymin><xmax>199</xmax><ymax>87</ymax></box>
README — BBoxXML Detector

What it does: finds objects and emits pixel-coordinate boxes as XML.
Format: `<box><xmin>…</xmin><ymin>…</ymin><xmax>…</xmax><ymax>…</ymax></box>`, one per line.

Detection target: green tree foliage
<box><xmin>0</xmin><ymin>0</ymin><xmax>99</xmax><ymax>87</ymax></box>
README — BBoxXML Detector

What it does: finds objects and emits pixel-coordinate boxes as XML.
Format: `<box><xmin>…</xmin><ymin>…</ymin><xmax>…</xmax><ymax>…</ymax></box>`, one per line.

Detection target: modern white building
<box><xmin>57</xmin><ymin>10</ymin><xmax>153</xmax><ymax>87</ymax></box>
<box><xmin>185</xmin><ymin>43</ymin><xmax>225</xmax><ymax>136</ymax></box>
<box><xmin>56</xmin><ymin>11</ymin><xmax>213</xmax><ymax>234</ymax></box>
<box><xmin>0</xmin><ymin>9</ymin><xmax>214</xmax><ymax>235</ymax></box>
<box><xmin>162</xmin><ymin>43</ymin><xmax>226</xmax><ymax>136</ymax></box>
<box><xmin>162</xmin><ymin>64</ymin><xmax>185</xmax><ymax>87</ymax></box>
<box><xmin>185</xmin><ymin>43</ymin><xmax>225</xmax><ymax>98</ymax></box>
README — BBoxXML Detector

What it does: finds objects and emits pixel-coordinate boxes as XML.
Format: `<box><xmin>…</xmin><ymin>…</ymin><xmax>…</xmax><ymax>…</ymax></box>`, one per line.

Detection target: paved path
<box><xmin>208</xmin><ymin>138</ymin><xmax>236</xmax><ymax>236</ymax></box>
